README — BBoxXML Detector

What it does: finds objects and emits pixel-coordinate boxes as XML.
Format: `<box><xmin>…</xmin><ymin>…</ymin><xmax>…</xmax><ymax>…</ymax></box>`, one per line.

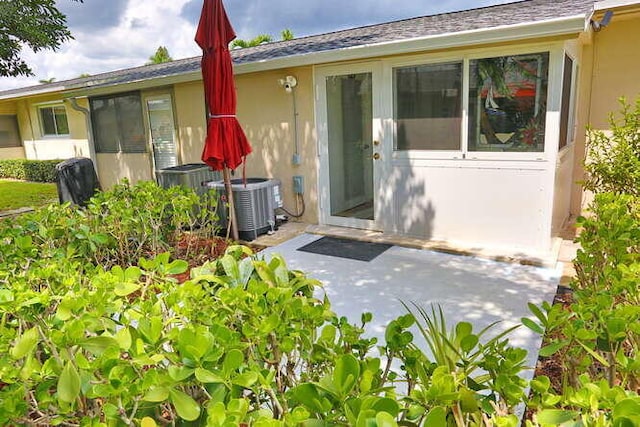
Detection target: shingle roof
<box><xmin>0</xmin><ymin>0</ymin><xmax>594</xmax><ymax>99</ymax></box>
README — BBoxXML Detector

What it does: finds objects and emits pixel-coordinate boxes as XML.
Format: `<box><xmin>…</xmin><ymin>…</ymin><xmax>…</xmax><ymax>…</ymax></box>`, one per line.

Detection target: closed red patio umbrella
<box><xmin>196</xmin><ymin>0</ymin><xmax>252</xmax><ymax>241</ymax></box>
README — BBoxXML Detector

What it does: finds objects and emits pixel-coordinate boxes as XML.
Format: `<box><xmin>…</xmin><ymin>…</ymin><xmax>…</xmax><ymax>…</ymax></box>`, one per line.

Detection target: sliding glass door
<box><xmin>317</xmin><ymin>64</ymin><xmax>383</xmax><ymax>230</ymax></box>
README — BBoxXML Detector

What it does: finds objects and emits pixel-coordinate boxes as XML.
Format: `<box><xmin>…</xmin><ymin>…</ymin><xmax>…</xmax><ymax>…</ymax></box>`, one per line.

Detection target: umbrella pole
<box><xmin>223</xmin><ymin>167</ymin><xmax>239</xmax><ymax>241</ymax></box>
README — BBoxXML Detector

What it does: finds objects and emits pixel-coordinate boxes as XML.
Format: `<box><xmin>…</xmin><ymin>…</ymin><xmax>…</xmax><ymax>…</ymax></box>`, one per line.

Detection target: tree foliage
<box><xmin>147</xmin><ymin>45</ymin><xmax>173</xmax><ymax>65</ymax></box>
<box><xmin>0</xmin><ymin>0</ymin><xmax>82</xmax><ymax>77</ymax></box>
<box><xmin>230</xmin><ymin>29</ymin><xmax>295</xmax><ymax>49</ymax></box>
<box><xmin>230</xmin><ymin>34</ymin><xmax>273</xmax><ymax>49</ymax></box>
<box><xmin>281</xmin><ymin>28</ymin><xmax>294</xmax><ymax>41</ymax></box>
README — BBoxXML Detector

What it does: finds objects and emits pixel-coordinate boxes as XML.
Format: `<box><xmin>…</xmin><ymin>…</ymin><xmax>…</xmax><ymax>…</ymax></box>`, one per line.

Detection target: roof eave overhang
<box><xmin>0</xmin><ymin>70</ymin><xmax>203</xmax><ymax>101</ymax></box>
<box><xmin>62</xmin><ymin>71</ymin><xmax>203</xmax><ymax>98</ymax></box>
<box><xmin>593</xmin><ymin>0</ymin><xmax>640</xmax><ymax>10</ymax></box>
<box><xmin>234</xmin><ymin>14</ymin><xmax>587</xmax><ymax>75</ymax></box>
<box><xmin>0</xmin><ymin>85</ymin><xmax>68</xmax><ymax>101</ymax></box>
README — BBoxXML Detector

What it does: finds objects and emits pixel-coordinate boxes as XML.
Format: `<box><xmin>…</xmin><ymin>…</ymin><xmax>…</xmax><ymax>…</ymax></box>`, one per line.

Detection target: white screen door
<box><xmin>317</xmin><ymin>63</ymin><xmax>383</xmax><ymax>230</ymax></box>
<box><xmin>145</xmin><ymin>94</ymin><xmax>178</xmax><ymax>171</ymax></box>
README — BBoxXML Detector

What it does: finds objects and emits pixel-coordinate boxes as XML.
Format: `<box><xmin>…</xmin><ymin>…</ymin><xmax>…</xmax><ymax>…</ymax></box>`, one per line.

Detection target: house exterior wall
<box><xmin>570</xmin><ymin>10</ymin><xmax>640</xmax><ymax>214</ymax></box>
<box><xmin>588</xmin><ymin>12</ymin><xmax>640</xmax><ymax>129</ymax></box>
<box><xmin>552</xmin><ymin>147</ymin><xmax>575</xmax><ymax>233</ymax></box>
<box><xmin>0</xmin><ymin>102</ymin><xmax>25</xmax><ymax>159</ymax></box>
<box><xmin>96</xmin><ymin>153</ymin><xmax>154</xmax><ymax>187</ymax></box>
<box><xmin>173</xmin><ymin>71</ymin><xmax>319</xmax><ymax>224</ymax></box>
<box><xmin>16</xmin><ymin>96</ymin><xmax>91</xmax><ymax>161</ymax></box>
<box><xmin>0</xmin><ymin>147</ymin><xmax>25</xmax><ymax>159</ymax></box>
<box><xmin>235</xmin><ymin>67</ymin><xmax>318</xmax><ymax>224</ymax></box>
<box><xmin>389</xmin><ymin>161</ymin><xmax>550</xmax><ymax>251</ymax></box>
<box><xmin>174</xmin><ymin>81</ymin><xmax>206</xmax><ymax>165</ymax></box>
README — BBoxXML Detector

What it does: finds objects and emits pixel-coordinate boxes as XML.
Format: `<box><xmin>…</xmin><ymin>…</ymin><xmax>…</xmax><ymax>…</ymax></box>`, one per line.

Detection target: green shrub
<box><xmin>584</xmin><ymin>97</ymin><xmax>640</xmax><ymax>196</ymax></box>
<box><xmin>522</xmin><ymin>99</ymin><xmax>640</xmax><ymax>426</ymax></box>
<box><xmin>0</xmin><ymin>159</ymin><xmax>60</xmax><ymax>182</ymax></box>
<box><xmin>17</xmin><ymin>180</ymin><xmax>221</xmax><ymax>268</ymax></box>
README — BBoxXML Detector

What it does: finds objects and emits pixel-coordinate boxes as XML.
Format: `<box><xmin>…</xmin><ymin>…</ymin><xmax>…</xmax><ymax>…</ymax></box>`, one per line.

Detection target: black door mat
<box><xmin>297</xmin><ymin>236</ymin><xmax>393</xmax><ymax>262</ymax></box>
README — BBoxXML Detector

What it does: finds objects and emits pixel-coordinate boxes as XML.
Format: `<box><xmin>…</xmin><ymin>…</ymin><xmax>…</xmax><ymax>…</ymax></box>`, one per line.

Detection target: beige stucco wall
<box><xmin>0</xmin><ymin>101</ymin><xmax>24</xmax><ymax>159</ymax></box>
<box><xmin>0</xmin><ymin>147</ymin><xmax>25</xmax><ymax>160</ymax></box>
<box><xmin>14</xmin><ymin>96</ymin><xmax>91</xmax><ymax>161</ymax></box>
<box><xmin>174</xmin><ymin>81</ymin><xmax>207</xmax><ymax>165</ymax></box>
<box><xmin>570</xmin><ymin>10</ymin><xmax>640</xmax><ymax>214</ymax></box>
<box><xmin>0</xmin><ymin>102</ymin><xmax>17</xmax><ymax>115</ymax></box>
<box><xmin>235</xmin><ymin>67</ymin><xmax>318</xmax><ymax>224</ymax></box>
<box><xmin>588</xmin><ymin>13</ymin><xmax>640</xmax><ymax>128</ymax></box>
<box><xmin>24</xmin><ymin>139</ymin><xmax>90</xmax><ymax>160</ymax></box>
<box><xmin>552</xmin><ymin>147</ymin><xmax>575</xmax><ymax>233</ymax></box>
<box><xmin>96</xmin><ymin>153</ymin><xmax>154</xmax><ymax>188</ymax></box>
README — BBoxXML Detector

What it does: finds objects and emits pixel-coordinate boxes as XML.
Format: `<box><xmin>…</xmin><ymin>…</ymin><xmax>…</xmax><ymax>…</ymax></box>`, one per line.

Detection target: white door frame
<box><xmin>315</xmin><ymin>62</ymin><xmax>384</xmax><ymax>231</ymax></box>
<box><xmin>143</xmin><ymin>93</ymin><xmax>179</xmax><ymax>175</ymax></box>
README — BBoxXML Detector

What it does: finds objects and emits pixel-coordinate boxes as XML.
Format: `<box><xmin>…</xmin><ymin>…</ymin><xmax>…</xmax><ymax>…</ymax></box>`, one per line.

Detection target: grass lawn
<box><xmin>0</xmin><ymin>179</ymin><xmax>58</xmax><ymax>211</ymax></box>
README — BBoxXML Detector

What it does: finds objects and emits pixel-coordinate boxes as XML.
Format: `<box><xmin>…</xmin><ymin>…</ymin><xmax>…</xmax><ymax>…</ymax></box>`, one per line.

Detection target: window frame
<box><xmin>393</xmin><ymin>60</ymin><xmax>464</xmax><ymax>152</ymax></box>
<box><xmin>558</xmin><ymin>52</ymin><xmax>577</xmax><ymax>153</ymax></box>
<box><xmin>466</xmin><ymin>52</ymin><xmax>550</xmax><ymax>156</ymax></box>
<box><xmin>388</xmin><ymin>43</ymin><xmax>565</xmax><ymax>162</ymax></box>
<box><xmin>90</xmin><ymin>91</ymin><xmax>147</xmax><ymax>154</ymax></box>
<box><xmin>0</xmin><ymin>115</ymin><xmax>22</xmax><ymax>148</ymax></box>
<box><xmin>38</xmin><ymin>104</ymin><xmax>70</xmax><ymax>137</ymax></box>
<box><xmin>390</xmin><ymin>53</ymin><xmax>466</xmax><ymax>160</ymax></box>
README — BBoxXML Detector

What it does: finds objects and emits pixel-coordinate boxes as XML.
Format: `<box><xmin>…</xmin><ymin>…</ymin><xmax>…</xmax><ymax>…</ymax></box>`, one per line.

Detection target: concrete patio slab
<box><xmin>262</xmin><ymin>233</ymin><xmax>562</xmax><ymax>375</ymax></box>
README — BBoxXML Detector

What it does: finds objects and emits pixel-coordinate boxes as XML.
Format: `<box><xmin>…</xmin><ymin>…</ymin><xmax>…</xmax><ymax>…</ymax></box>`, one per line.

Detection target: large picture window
<box><xmin>468</xmin><ymin>52</ymin><xmax>549</xmax><ymax>152</ymax></box>
<box><xmin>0</xmin><ymin>115</ymin><xmax>21</xmax><ymax>148</ymax></box>
<box><xmin>39</xmin><ymin>105</ymin><xmax>69</xmax><ymax>136</ymax></box>
<box><xmin>394</xmin><ymin>62</ymin><xmax>462</xmax><ymax>151</ymax></box>
<box><xmin>393</xmin><ymin>51</ymin><xmax>551</xmax><ymax>155</ymax></box>
<box><xmin>90</xmin><ymin>92</ymin><xmax>146</xmax><ymax>153</ymax></box>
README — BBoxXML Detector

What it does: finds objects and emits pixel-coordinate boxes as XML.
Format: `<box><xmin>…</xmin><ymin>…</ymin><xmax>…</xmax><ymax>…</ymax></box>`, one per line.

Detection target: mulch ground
<box><xmin>170</xmin><ymin>233</ymin><xmax>266</xmax><ymax>283</ymax></box>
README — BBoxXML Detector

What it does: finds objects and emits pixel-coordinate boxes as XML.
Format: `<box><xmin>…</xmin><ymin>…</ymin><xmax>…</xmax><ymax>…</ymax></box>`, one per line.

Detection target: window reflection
<box><xmin>468</xmin><ymin>52</ymin><xmax>549</xmax><ymax>152</ymax></box>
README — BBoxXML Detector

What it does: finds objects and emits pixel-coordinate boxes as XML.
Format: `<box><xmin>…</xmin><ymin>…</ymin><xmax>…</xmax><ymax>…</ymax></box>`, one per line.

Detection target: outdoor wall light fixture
<box><xmin>278</xmin><ymin>75</ymin><xmax>298</xmax><ymax>93</ymax></box>
<box><xmin>591</xmin><ymin>10</ymin><xmax>614</xmax><ymax>32</ymax></box>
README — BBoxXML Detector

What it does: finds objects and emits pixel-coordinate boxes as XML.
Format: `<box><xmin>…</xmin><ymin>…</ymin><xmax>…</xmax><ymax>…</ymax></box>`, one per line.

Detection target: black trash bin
<box><xmin>55</xmin><ymin>157</ymin><xmax>101</xmax><ymax>206</ymax></box>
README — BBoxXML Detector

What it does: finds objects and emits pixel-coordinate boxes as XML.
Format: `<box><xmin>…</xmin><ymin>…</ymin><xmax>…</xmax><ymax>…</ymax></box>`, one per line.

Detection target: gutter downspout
<box><xmin>66</xmin><ymin>97</ymin><xmax>99</xmax><ymax>176</ymax></box>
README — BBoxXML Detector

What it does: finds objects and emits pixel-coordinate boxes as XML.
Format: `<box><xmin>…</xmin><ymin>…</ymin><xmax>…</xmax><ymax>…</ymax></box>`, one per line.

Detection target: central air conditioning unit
<box><xmin>155</xmin><ymin>163</ymin><xmax>221</xmax><ymax>197</ymax></box>
<box><xmin>206</xmin><ymin>178</ymin><xmax>282</xmax><ymax>241</ymax></box>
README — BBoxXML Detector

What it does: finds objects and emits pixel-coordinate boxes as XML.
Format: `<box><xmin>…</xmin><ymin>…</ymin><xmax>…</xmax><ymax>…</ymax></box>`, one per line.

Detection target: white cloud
<box><xmin>0</xmin><ymin>0</ymin><xmax>200</xmax><ymax>90</ymax></box>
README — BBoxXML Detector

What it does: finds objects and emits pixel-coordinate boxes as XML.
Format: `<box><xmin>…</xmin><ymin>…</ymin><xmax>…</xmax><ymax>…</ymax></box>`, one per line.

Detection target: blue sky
<box><xmin>0</xmin><ymin>0</ymin><xmax>513</xmax><ymax>90</ymax></box>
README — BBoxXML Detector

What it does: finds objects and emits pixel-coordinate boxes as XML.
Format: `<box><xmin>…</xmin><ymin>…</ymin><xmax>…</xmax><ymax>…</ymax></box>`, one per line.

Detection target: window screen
<box><xmin>0</xmin><ymin>115</ymin><xmax>21</xmax><ymax>148</ymax></box>
<box><xmin>40</xmin><ymin>105</ymin><xmax>69</xmax><ymax>136</ymax></box>
<box><xmin>394</xmin><ymin>62</ymin><xmax>462</xmax><ymax>150</ymax></box>
<box><xmin>90</xmin><ymin>92</ymin><xmax>146</xmax><ymax>153</ymax></box>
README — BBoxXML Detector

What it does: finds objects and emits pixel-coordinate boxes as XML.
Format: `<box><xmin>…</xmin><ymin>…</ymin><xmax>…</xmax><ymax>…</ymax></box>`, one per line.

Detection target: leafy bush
<box><xmin>399</xmin><ymin>304</ymin><xmax>528</xmax><ymax>426</ymax></box>
<box><xmin>584</xmin><ymin>97</ymin><xmax>640</xmax><ymax>196</ymax></box>
<box><xmin>0</xmin><ymin>245</ymin><xmax>373</xmax><ymax>425</ymax></box>
<box><xmin>522</xmin><ymin>99</ymin><xmax>640</xmax><ymax>425</ymax></box>
<box><xmin>0</xmin><ymin>159</ymin><xmax>60</xmax><ymax>182</ymax></box>
<box><xmin>18</xmin><ymin>180</ymin><xmax>220</xmax><ymax>268</ymax></box>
